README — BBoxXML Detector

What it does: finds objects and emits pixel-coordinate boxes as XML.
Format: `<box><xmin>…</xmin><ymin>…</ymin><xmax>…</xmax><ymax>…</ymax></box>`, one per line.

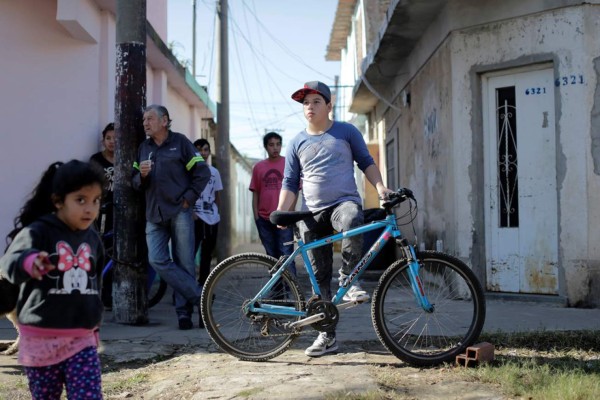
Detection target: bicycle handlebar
<box><xmin>382</xmin><ymin>188</ymin><xmax>416</xmax><ymax>209</ymax></box>
<box><xmin>388</xmin><ymin>188</ymin><xmax>414</xmax><ymax>200</ymax></box>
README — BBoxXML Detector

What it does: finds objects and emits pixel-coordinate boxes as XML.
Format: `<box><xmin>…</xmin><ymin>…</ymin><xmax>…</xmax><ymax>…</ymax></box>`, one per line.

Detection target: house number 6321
<box><xmin>554</xmin><ymin>75</ymin><xmax>584</xmax><ymax>86</ymax></box>
<box><xmin>525</xmin><ymin>87</ymin><xmax>546</xmax><ymax>95</ymax></box>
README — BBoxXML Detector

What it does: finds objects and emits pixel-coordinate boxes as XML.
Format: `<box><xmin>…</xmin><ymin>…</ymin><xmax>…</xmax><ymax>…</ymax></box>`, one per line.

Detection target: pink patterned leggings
<box><xmin>25</xmin><ymin>346</ymin><xmax>102</xmax><ymax>399</ymax></box>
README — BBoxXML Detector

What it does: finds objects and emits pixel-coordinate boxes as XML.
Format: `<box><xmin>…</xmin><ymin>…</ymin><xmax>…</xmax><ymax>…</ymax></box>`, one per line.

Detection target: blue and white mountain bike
<box><xmin>201</xmin><ymin>188</ymin><xmax>486</xmax><ymax>367</ymax></box>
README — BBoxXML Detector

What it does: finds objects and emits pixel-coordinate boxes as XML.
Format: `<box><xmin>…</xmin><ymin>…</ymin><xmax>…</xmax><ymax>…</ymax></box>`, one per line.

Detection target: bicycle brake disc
<box><xmin>306</xmin><ymin>299</ymin><xmax>339</xmax><ymax>332</ymax></box>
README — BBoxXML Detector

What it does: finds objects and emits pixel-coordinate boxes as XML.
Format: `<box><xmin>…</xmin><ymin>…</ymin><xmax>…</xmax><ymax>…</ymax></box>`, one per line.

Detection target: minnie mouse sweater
<box><xmin>0</xmin><ymin>213</ymin><xmax>104</xmax><ymax>330</ymax></box>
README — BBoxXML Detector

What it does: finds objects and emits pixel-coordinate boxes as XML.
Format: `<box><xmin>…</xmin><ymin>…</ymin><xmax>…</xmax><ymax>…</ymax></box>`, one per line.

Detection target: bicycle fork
<box><xmin>398</xmin><ymin>239</ymin><xmax>434</xmax><ymax>313</ymax></box>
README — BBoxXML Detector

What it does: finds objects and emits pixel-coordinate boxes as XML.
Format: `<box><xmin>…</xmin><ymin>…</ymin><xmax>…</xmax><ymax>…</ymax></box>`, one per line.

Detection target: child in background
<box><xmin>250</xmin><ymin>132</ymin><xmax>296</xmax><ymax>275</ymax></box>
<box><xmin>90</xmin><ymin>122</ymin><xmax>116</xmax><ymax>310</ymax></box>
<box><xmin>0</xmin><ymin>160</ymin><xmax>106</xmax><ymax>399</ymax></box>
<box><xmin>192</xmin><ymin>139</ymin><xmax>222</xmax><ymax>294</ymax></box>
<box><xmin>90</xmin><ymin>122</ymin><xmax>115</xmax><ymax>235</ymax></box>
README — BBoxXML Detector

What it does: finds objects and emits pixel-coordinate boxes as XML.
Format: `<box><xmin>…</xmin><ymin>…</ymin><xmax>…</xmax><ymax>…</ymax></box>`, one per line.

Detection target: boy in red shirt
<box><xmin>250</xmin><ymin>132</ymin><xmax>296</xmax><ymax>275</ymax></box>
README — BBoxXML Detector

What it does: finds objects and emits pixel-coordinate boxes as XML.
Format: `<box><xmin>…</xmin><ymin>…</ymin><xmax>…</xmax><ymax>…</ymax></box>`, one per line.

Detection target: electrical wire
<box><xmin>241</xmin><ymin>0</ymin><xmax>271</xmax><ymax>124</ymax></box>
<box><xmin>227</xmin><ymin>8</ymin><xmax>303</xmax><ymax>125</ymax></box>
<box><xmin>193</xmin><ymin>0</ymin><xmax>343</xmax><ymax>153</ymax></box>
<box><xmin>361</xmin><ymin>73</ymin><xmax>402</xmax><ymax>112</ymax></box>
<box><xmin>206</xmin><ymin>6</ymin><xmax>216</xmax><ymax>90</ymax></box>
<box><xmin>229</xmin><ymin>4</ymin><xmax>261</xmax><ymax>139</ymax></box>
<box><xmin>240</xmin><ymin>0</ymin><xmax>334</xmax><ymax>82</ymax></box>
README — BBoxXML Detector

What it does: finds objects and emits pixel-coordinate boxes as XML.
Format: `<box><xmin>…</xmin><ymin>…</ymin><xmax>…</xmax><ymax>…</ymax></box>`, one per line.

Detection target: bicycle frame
<box><xmin>246</xmin><ymin>212</ymin><xmax>434</xmax><ymax>318</ymax></box>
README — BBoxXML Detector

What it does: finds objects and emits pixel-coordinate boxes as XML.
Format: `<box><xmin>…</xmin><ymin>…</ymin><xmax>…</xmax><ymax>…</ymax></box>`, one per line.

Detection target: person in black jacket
<box><xmin>90</xmin><ymin>122</ymin><xmax>116</xmax><ymax>310</ymax></box>
<box><xmin>89</xmin><ymin>122</ymin><xmax>115</xmax><ymax>235</ymax></box>
<box><xmin>133</xmin><ymin>104</ymin><xmax>210</xmax><ymax>330</ymax></box>
<box><xmin>0</xmin><ymin>160</ymin><xmax>105</xmax><ymax>399</ymax></box>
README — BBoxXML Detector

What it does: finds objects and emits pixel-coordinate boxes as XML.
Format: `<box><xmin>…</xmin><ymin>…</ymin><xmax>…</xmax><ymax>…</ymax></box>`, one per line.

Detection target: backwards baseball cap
<box><xmin>291</xmin><ymin>81</ymin><xmax>331</xmax><ymax>104</ymax></box>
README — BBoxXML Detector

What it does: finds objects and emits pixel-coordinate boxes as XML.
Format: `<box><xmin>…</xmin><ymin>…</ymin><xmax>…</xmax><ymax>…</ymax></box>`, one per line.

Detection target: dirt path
<box><xmin>98</xmin><ymin>340</ymin><xmax>506</xmax><ymax>399</ymax></box>
<box><xmin>2</xmin><ymin>339</ymin><xmax>508</xmax><ymax>399</ymax></box>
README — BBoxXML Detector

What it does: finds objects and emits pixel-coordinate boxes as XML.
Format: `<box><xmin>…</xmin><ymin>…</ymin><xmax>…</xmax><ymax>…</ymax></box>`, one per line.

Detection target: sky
<box><xmin>167</xmin><ymin>0</ymin><xmax>341</xmax><ymax>159</ymax></box>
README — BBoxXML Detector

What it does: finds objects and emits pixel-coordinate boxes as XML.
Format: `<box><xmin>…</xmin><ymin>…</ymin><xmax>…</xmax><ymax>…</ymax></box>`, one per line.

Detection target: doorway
<box><xmin>482</xmin><ymin>65</ymin><xmax>559</xmax><ymax>294</ymax></box>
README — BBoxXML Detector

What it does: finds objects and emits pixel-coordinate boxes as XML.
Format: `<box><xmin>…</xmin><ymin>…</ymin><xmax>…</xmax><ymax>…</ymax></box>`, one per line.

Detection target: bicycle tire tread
<box><xmin>371</xmin><ymin>250</ymin><xmax>486</xmax><ymax>367</ymax></box>
<box><xmin>201</xmin><ymin>252</ymin><xmax>305</xmax><ymax>362</ymax></box>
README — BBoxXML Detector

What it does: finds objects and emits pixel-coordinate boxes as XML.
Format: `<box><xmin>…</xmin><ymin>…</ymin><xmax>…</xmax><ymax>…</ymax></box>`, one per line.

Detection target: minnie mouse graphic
<box><xmin>48</xmin><ymin>241</ymin><xmax>99</xmax><ymax>295</ymax></box>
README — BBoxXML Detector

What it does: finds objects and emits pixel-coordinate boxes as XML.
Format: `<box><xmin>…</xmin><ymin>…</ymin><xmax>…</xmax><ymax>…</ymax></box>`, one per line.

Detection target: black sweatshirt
<box><xmin>0</xmin><ymin>214</ymin><xmax>104</xmax><ymax>329</ymax></box>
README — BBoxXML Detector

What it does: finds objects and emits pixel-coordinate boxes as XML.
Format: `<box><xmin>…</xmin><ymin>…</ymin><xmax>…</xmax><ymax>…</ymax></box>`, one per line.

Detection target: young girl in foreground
<box><xmin>0</xmin><ymin>160</ymin><xmax>105</xmax><ymax>399</ymax></box>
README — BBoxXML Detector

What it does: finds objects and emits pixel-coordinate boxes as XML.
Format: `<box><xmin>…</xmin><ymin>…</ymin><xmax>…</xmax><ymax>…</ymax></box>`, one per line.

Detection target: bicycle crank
<box><xmin>304</xmin><ymin>299</ymin><xmax>339</xmax><ymax>332</ymax></box>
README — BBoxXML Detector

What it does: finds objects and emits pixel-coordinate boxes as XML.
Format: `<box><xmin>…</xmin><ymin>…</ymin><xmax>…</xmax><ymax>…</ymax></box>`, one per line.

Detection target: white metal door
<box><xmin>483</xmin><ymin>66</ymin><xmax>558</xmax><ymax>294</ymax></box>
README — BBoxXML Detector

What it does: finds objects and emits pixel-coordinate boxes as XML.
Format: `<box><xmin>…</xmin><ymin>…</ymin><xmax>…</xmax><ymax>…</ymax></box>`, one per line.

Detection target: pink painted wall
<box><xmin>0</xmin><ymin>0</ymin><xmax>105</xmax><ymax>244</ymax></box>
<box><xmin>0</xmin><ymin>0</ymin><xmax>210</xmax><ymax>244</ymax></box>
<box><xmin>147</xmin><ymin>0</ymin><xmax>168</xmax><ymax>42</ymax></box>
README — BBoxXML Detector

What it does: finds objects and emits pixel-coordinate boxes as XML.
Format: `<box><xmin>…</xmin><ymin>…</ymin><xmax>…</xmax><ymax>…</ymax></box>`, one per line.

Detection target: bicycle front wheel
<box><xmin>372</xmin><ymin>250</ymin><xmax>486</xmax><ymax>367</ymax></box>
<box><xmin>201</xmin><ymin>252</ymin><xmax>305</xmax><ymax>362</ymax></box>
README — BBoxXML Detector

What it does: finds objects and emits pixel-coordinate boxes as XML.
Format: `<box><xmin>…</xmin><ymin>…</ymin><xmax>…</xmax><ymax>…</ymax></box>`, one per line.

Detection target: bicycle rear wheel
<box><xmin>201</xmin><ymin>252</ymin><xmax>305</xmax><ymax>362</ymax></box>
<box><xmin>372</xmin><ymin>250</ymin><xmax>486</xmax><ymax>367</ymax></box>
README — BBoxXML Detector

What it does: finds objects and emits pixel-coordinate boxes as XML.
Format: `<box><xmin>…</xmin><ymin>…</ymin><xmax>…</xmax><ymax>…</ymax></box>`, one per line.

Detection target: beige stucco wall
<box><xmin>365</xmin><ymin>3</ymin><xmax>600</xmax><ymax>305</ymax></box>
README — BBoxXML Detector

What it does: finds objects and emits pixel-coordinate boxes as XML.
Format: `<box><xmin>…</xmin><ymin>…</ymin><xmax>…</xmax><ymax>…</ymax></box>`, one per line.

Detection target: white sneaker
<box><xmin>305</xmin><ymin>332</ymin><xmax>338</xmax><ymax>357</ymax></box>
<box><xmin>342</xmin><ymin>283</ymin><xmax>370</xmax><ymax>302</ymax></box>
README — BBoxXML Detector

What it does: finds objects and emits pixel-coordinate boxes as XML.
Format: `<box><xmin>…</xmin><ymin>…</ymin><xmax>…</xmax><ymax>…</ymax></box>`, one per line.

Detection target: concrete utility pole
<box><xmin>216</xmin><ymin>0</ymin><xmax>232</xmax><ymax>261</ymax></box>
<box><xmin>113</xmin><ymin>0</ymin><xmax>148</xmax><ymax>324</ymax></box>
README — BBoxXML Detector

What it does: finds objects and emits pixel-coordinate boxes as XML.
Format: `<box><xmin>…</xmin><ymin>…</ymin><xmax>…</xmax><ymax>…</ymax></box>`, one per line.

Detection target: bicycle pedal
<box><xmin>337</xmin><ymin>300</ymin><xmax>366</xmax><ymax>310</ymax></box>
<box><xmin>343</xmin><ymin>296</ymin><xmax>369</xmax><ymax>304</ymax></box>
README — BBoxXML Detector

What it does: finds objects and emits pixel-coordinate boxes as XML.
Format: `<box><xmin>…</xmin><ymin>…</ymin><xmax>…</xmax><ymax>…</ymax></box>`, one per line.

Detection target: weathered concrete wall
<box><xmin>381</xmin><ymin>43</ymin><xmax>455</xmax><ymax>255</ymax></box>
<box><xmin>333</xmin><ymin>0</ymin><xmax>600</xmax><ymax>305</ymax></box>
<box><xmin>360</xmin><ymin>2</ymin><xmax>600</xmax><ymax>305</ymax></box>
<box><xmin>367</xmin><ymin>4</ymin><xmax>594</xmax><ymax>306</ymax></box>
<box><xmin>450</xmin><ymin>5</ymin><xmax>600</xmax><ymax>305</ymax></box>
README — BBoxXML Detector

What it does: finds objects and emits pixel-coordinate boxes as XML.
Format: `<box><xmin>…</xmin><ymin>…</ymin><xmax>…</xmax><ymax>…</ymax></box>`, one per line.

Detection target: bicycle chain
<box><xmin>253</xmin><ymin>298</ymin><xmax>335</xmax><ymax>338</ymax></box>
<box><xmin>258</xmin><ymin>321</ymin><xmax>311</xmax><ymax>338</ymax></box>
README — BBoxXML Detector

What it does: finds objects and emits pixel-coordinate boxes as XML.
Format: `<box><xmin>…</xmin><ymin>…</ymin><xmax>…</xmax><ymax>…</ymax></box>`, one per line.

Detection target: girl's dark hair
<box><xmin>102</xmin><ymin>122</ymin><xmax>114</xmax><ymax>139</ymax></box>
<box><xmin>6</xmin><ymin>160</ymin><xmax>104</xmax><ymax>247</ymax></box>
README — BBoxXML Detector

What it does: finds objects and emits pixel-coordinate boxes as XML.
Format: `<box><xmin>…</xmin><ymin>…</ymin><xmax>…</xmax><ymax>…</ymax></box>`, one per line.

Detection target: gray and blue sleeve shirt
<box><xmin>282</xmin><ymin>121</ymin><xmax>374</xmax><ymax>212</ymax></box>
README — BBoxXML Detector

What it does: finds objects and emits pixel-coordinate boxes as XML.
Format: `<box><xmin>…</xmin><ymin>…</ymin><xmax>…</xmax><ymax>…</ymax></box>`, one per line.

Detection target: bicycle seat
<box><xmin>269</xmin><ymin>210</ymin><xmax>314</xmax><ymax>226</ymax></box>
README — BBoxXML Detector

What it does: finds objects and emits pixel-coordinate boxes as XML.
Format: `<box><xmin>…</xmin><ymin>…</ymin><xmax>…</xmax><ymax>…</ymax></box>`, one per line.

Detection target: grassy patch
<box><xmin>454</xmin><ymin>331</ymin><xmax>600</xmax><ymax>400</ymax></box>
<box><xmin>102</xmin><ymin>371</ymin><xmax>149</xmax><ymax>394</ymax></box>
<box><xmin>478</xmin><ymin>330</ymin><xmax>600</xmax><ymax>352</ymax></box>
<box><xmin>0</xmin><ymin>376</ymin><xmax>45</xmax><ymax>400</ymax></box>
<box><xmin>364</xmin><ymin>331</ymin><xmax>599</xmax><ymax>400</ymax></box>
<box><xmin>457</xmin><ymin>357</ymin><xmax>599</xmax><ymax>399</ymax></box>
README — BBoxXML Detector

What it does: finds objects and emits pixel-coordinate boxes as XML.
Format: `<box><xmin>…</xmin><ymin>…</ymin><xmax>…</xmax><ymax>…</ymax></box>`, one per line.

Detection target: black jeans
<box><xmin>296</xmin><ymin>201</ymin><xmax>364</xmax><ymax>300</ymax></box>
<box><xmin>194</xmin><ymin>219</ymin><xmax>219</xmax><ymax>286</ymax></box>
<box><xmin>255</xmin><ymin>217</ymin><xmax>296</xmax><ymax>275</ymax></box>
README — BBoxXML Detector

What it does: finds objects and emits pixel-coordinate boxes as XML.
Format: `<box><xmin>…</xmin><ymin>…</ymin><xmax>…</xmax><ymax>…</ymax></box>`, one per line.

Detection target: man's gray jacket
<box><xmin>133</xmin><ymin>131</ymin><xmax>210</xmax><ymax>223</ymax></box>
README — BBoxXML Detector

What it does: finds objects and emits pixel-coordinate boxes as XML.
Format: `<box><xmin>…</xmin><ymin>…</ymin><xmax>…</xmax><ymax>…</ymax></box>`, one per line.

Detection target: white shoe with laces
<box><xmin>342</xmin><ymin>283</ymin><xmax>370</xmax><ymax>302</ymax></box>
<box><xmin>304</xmin><ymin>332</ymin><xmax>338</xmax><ymax>357</ymax></box>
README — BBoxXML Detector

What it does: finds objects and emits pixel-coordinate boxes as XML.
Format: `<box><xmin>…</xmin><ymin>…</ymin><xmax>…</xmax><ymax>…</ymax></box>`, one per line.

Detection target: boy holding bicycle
<box><xmin>276</xmin><ymin>81</ymin><xmax>392</xmax><ymax>357</ymax></box>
